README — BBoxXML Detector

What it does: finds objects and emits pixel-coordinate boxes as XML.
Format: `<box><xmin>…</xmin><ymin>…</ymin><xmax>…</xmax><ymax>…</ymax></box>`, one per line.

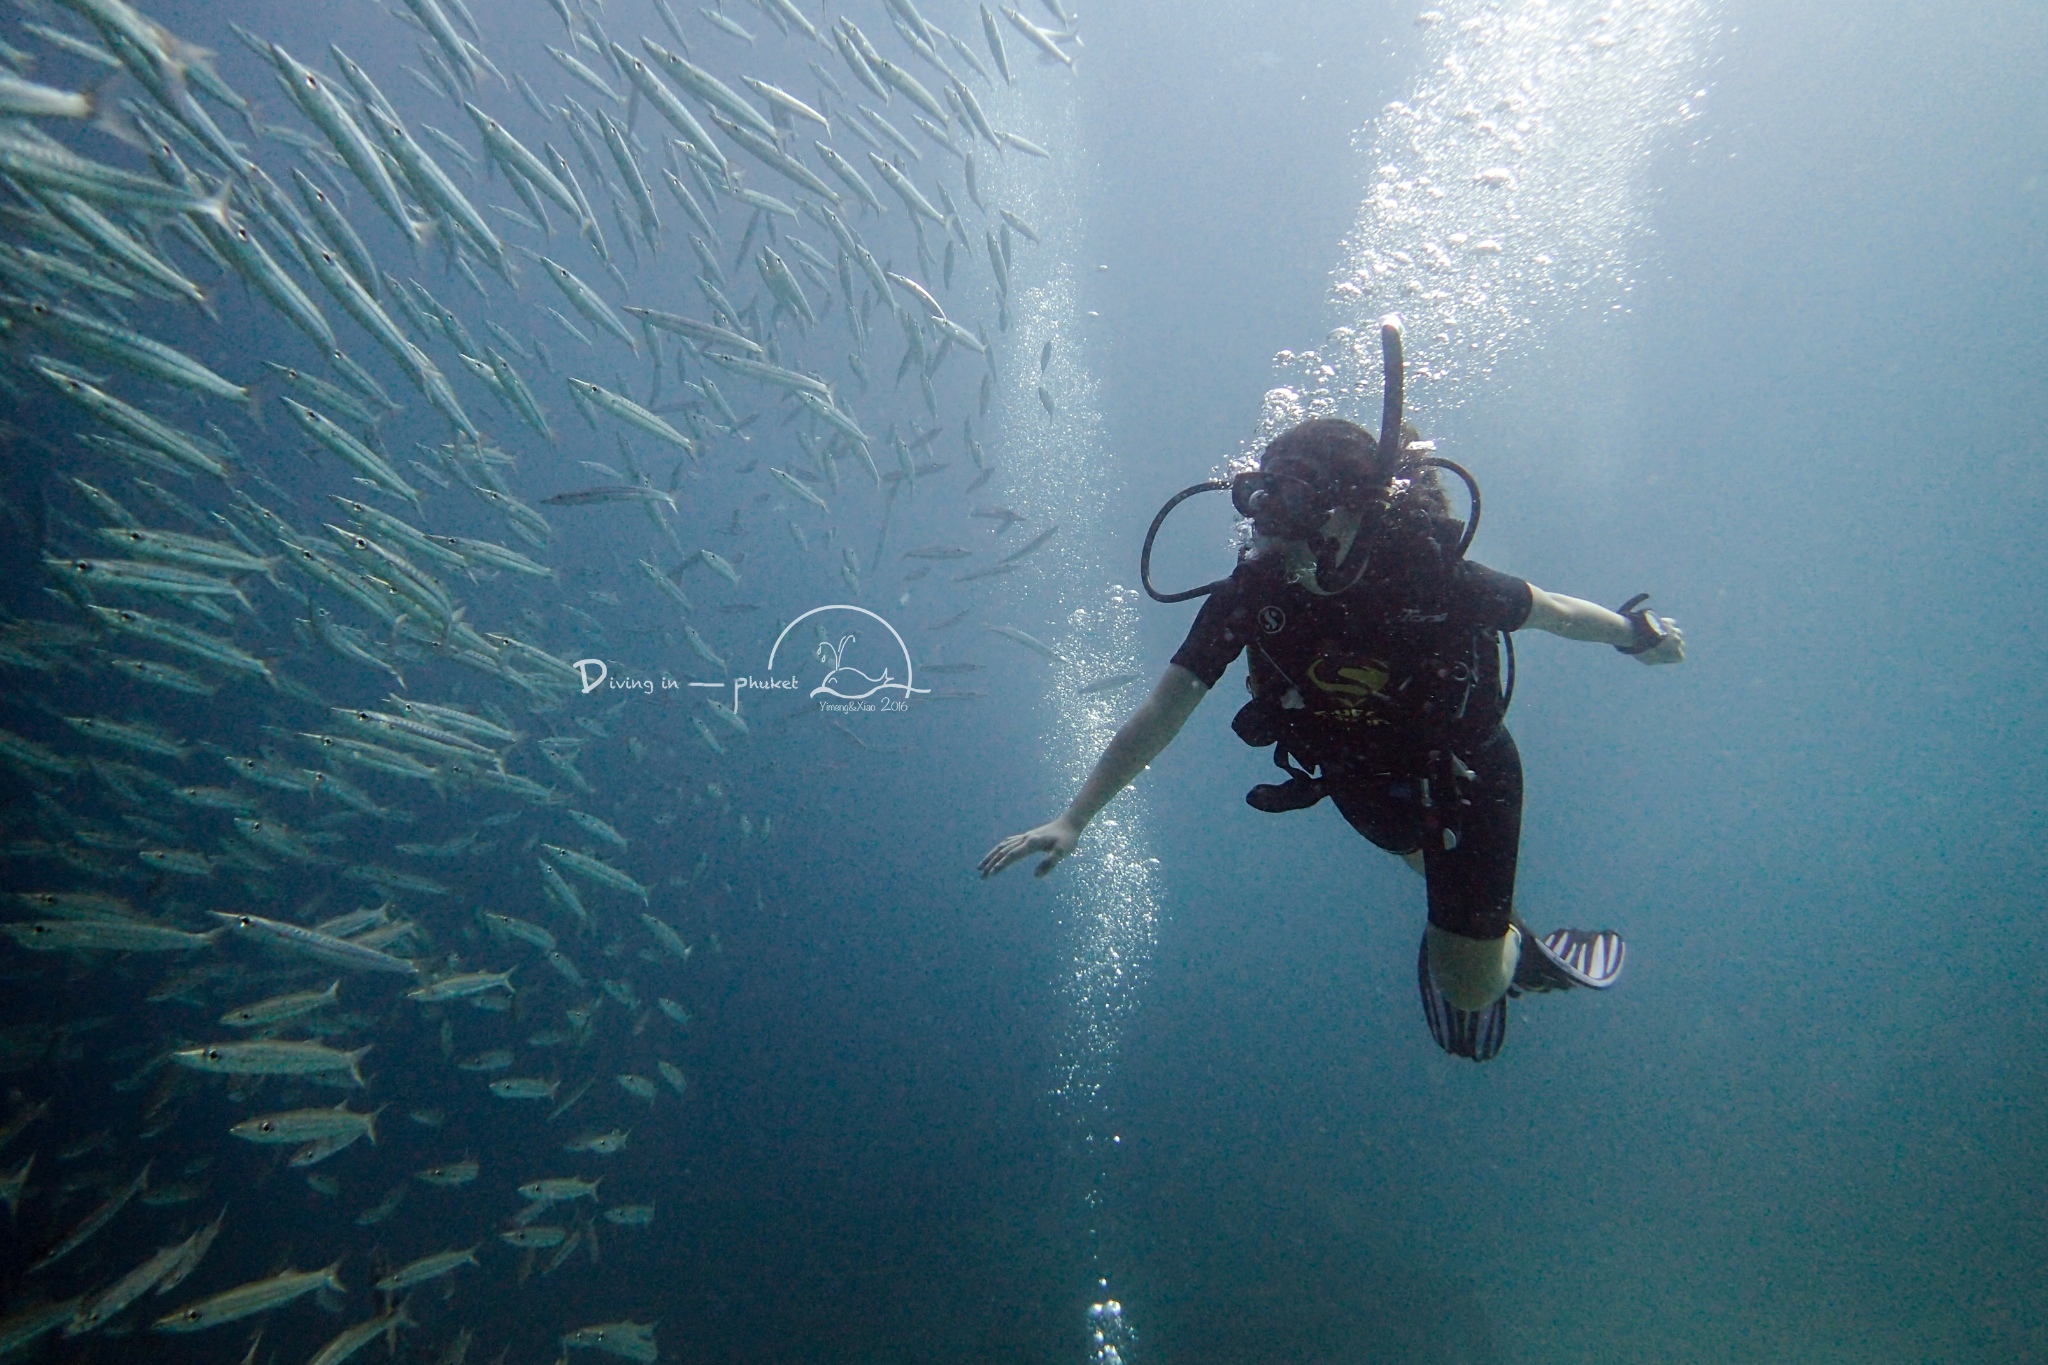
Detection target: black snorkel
<box><xmin>1377</xmin><ymin>314</ymin><xmax>1405</xmax><ymax>497</ymax></box>
<box><xmin>1142</xmin><ymin>316</ymin><xmax>1481</xmax><ymax>601</ymax></box>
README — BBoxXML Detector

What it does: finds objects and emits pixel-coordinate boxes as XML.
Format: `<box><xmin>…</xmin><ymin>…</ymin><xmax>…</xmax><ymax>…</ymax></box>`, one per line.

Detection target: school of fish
<box><xmin>0</xmin><ymin>0</ymin><xmax>1091</xmax><ymax>1356</ymax></box>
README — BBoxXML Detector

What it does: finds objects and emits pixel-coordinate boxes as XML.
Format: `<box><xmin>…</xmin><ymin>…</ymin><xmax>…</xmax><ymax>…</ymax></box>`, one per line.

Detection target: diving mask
<box><xmin>1230</xmin><ymin>467</ymin><xmax>1346</xmax><ymax>541</ymax></box>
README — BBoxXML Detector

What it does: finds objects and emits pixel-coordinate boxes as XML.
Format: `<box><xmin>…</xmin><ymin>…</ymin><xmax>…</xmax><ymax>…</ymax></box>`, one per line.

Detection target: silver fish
<box><xmin>414</xmin><ymin>1158</ymin><xmax>479</xmax><ymax>1185</ymax></box>
<box><xmin>229</xmin><ymin>1103</ymin><xmax>378</xmax><ymax>1146</ymax></box>
<box><xmin>406</xmin><ymin>969</ymin><xmax>514</xmax><ymax>1002</ymax></box>
<box><xmin>1078</xmin><ymin>672</ymin><xmax>1145</xmax><ymax>695</ymax></box>
<box><xmin>210</xmin><ymin>912</ymin><xmax>420</xmax><ymax>976</ymax></box>
<box><xmin>559</xmin><ymin>1315</ymin><xmax>657</xmax><ymax>1358</ymax></box>
<box><xmin>373</xmin><ymin>1245</ymin><xmax>477</xmax><ymax>1292</ymax></box>
<box><xmin>987</xmin><ymin>624</ymin><xmax>1069</xmax><ymax>664</ymax></box>
<box><xmin>542</xmin><ymin>844</ymin><xmax>650</xmax><ymax>902</ymax></box>
<box><xmin>567</xmin><ymin>378</ymin><xmax>695</xmax><ymax>452</ymax></box>
<box><xmin>306</xmin><ymin>1306</ymin><xmax>410</xmax><ymax>1365</ymax></box>
<box><xmin>28</xmin><ymin>1162</ymin><xmax>149</xmax><ymax>1273</ymax></box>
<box><xmin>219</xmin><ymin>980</ymin><xmax>341</xmax><ymax>1028</ymax></box>
<box><xmin>154</xmin><ymin>1262</ymin><xmax>345</xmax><ymax>1332</ymax></box>
<box><xmin>2</xmin><ymin>920</ymin><xmax>220</xmax><ymax>953</ymax></box>
<box><xmin>170</xmin><ymin>1040</ymin><xmax>371</xmax><ymax>1086</ymax></box>
<box><xmin>65</xmin><ymin>1233</ymin><xmax>195</xmax><ymax>1335</ymax></box>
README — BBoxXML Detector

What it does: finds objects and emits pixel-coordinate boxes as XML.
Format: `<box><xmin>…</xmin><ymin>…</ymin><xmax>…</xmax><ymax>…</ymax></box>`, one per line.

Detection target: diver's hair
<box><xmin>1391</xmin><ymin>422</ymin><xmax>1452</xmax><ymax>519</ymax></box>
<box><xmin>1258</xmin><ymin>418</ymin><xmax>1384</xmax><ymax>494</ymax></box>
<box><xmin>1260</xmin><ymin>417</ymin><xmax>1445</xmax><ymax>509</ymax></box>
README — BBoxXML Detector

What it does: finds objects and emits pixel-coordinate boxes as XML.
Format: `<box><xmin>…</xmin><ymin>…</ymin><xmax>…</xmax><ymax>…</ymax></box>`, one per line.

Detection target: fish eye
<box><xmin>259</xmin><ymin>1121</ymin><xmax>274</xmax><ymax>1132</ymax></box>
<box><xmin>206</xmin><ymin>1049</ymin><xmax>221</xmax><ymax>1060</ymax></box>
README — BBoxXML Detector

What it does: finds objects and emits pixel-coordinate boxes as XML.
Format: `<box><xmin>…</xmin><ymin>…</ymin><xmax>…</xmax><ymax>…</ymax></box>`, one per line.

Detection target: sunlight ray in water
<box><xmin>981</xmin><ymin>68</ymin><xmax>1154</xmax><ymax>1365</ymax></box>
<box><xmin>1273</xmin><ymin>0</ymin><xmax>1723</xmax><ymax>441</ymax></box>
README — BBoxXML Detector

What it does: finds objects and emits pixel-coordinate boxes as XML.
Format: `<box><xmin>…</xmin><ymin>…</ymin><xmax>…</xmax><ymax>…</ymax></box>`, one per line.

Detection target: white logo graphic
<box><xmin>772</xmin><ymin>605</ymin><xmax>928</xmax><ymax>707</ymax></box>
<box><xmin>685</xmin><ymin>605</ymin><xmax>927</xmax><ymax>716</ymax></box>
<box><xmin>572</xmin><ymin>658</ymin><xmax>609</xmax><ymax>694</ymax></box>
<box><xmin>1259</xmin><ymin>606</ymin><xmax>1287</xmax><ymax>635</ymax></box>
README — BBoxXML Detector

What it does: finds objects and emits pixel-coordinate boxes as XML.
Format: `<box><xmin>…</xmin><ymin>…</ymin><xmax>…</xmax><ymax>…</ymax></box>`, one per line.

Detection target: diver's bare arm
<box><xmin>978</xmin><ymin>665</ymin><xmax>1210</xmax><ymax>878</ymax></box>
<box><xmin>1523</xmin><ymin>586</ymin><xmax>1685</xmax><ymax>663</ymax></box>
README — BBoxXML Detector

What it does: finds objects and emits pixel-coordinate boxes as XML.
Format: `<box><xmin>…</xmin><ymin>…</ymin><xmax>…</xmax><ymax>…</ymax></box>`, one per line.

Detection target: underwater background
<box><xmin>0</xmin><ymin>0</ymin><xmax>2040</xmax><ymax>1360</ymax></box>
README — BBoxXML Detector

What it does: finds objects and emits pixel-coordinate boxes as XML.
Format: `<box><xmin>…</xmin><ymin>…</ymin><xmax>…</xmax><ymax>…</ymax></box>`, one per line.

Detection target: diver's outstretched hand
<box><xmin>979</xmin><ymin>818</ymin><xmax>1080</xmax><ymax>879</ymax></box>
<box><xmin>1635</xmin><ymin>620</ymin><xmax>1685</xmax><ymax>665</ymax></box>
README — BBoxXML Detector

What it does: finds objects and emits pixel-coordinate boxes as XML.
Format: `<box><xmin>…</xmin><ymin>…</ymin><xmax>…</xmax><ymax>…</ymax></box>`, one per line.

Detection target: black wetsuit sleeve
<box><xmin>1168</xmin><ymin>576</ymin><xmax>1249</xmax><ymax>688</ymax></box>
<box><xmin>1457</xmin><ymin>561</ymin><xmax>1534</xmax><ymax>632</ymax></box>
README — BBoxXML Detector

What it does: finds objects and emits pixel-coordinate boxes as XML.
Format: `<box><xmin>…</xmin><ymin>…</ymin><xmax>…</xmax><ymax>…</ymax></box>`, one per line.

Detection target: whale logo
<box><xmin>766</xmin><ymin>606</ymin><xmax>929</xmax><ymax>705</ymax></box>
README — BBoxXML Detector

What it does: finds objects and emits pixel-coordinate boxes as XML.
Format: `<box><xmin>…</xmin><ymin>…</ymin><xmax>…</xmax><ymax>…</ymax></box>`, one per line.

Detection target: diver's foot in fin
<box><xmin>1511</xmin><ymin>927</ymin><xmax>1626</xmax><ymax>995</ymax></box>
<box><xmin>1416</xmin><ymin>935</ymin><xmax>1508</xmax><ymax>1062</ymax></box>
<box><xmin>1244</xmin><ymin>775</ymin><xmax>1325</xmax><ymax>813</ymax></box>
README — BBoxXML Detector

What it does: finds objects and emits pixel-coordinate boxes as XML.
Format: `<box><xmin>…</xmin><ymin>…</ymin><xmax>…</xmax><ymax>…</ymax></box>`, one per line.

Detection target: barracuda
<box><xmin>597</xmin><ymin>110</ymin><xmax>659</xmax><ymax>239</ymax></box>
<box><xmin>771</xmin><ymin>466</ymin><xmax>830</xmax><ymax>512</ymax></box>
<box><xmin>2</xmin><ymin>919</ymin><xmax>220</xmax><ymax>952</ymax></box>
<box><xmin>202</xmin><ymin>209</ymin><xmax>335</xmax><ymax>350</ymax></box>
<box><xmin>154</xmin><ymin>1262</ymin><xmax>346</xmax><ymax>1332</ymax></box>
<box><xmin>219</xmin><ymin>979</ymin><xmax>341</xmax><ymax>1028</ymax></box>
<box><xmin>172</xmin><ymin>1039</ymin><xmax>370</xmax><ymax>1083</ymax></box>
<box><xmin>229</xmin><ymin>1102</ymin><xmax>377</xmax><ymax>1146</ymax></box>
<box><xmin>716</xmin><ymin>116</ymin><xmax>840</xmax><ymax>203</ymax></box>
<box><xmin>757</xmin><ymin>247</ymin><xmax>817</xmax><ymax>325</ymax></box>
<box><xmin>363</xmin><ymin>103</ymin><xmax>502</xmax><ymax>266</ymax></box>
<box><xmin>814</xmin><ymin>142</ymin><xmax>888</xmax><ymax>216</ymax></box>
<box><xmin>332</xmin><ymin>708</ymin><xmax>496</xmax><ymax>762</ymax></box>
<box><xmin>269</xmin><ymin>43</ymin><xmax>416</xmax><ymax>238</ymax></box>
<box><xmin>542</xmin><ymin>844</ymin><xmax>650</xmax><ymax>902</ymax></box>
<box><xmin>637</xmin><ymin>38</ymin><xmax>776</xmax><ymax>141</ymax></box>
<box><xmin>867</xmin><ymin>152</ymin><xmax>945</xmax><ymax>224</ymax></box>
<box><xmin>86</xmin><ymin>605</ymin><xmax>274</xmax><ymax>682</ymax></box>
<box><xmin>284</xmin><ymin>400</ymin><xmax>420</xmax><ymax>510</ymax></box>
<box><xmin>96</xmin><ymin>526</ymin><xmax>272</xmax><ymax>575</ymax></box>
<box><xmin>35</xmin><ymin>364</ymin><xmax>229</xmax><ymax>479</ymax></box>
<box><xmin>330</xmin><ymin>496</ymin><xmax>468</xmax><ymax>572</ymax></box>
<box><xmin>301</xmin><ymin>732</ymin><xmax>439</xmax><ymax>782</ymax></box>
<box><xmin>33</xmin><ymin>192</ymin><xmax>210</xmax><ymax>308</ymax></box>
<box><xmin>46</xmin><ymin>557</ymin><xmax>252</xmax><ymax>609</ymax></box>
<box><xmin>0</xmin><ymin>129</ymin><xmax>230</xmax><ymax>220</ymax></box>
<box><xmin>211</xmin><ymin>911</ymin><xmax>421</xmax><ymax>975</ymax></box>
<box><xmin>566</xmin><ymin>378</ymin><xmax>695</xmax><ymax>453</ymax></box>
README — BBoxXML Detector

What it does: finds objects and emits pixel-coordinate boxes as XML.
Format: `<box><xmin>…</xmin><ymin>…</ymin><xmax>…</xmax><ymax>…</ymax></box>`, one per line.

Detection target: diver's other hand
<box><xmin>1635</xmin><ymin>619</ymin><xmax>1685</xmax><ymax>665</ymax></box>
<box><xmin>979</xmin><ymin>818</ymin><xmax>1080</xmax><ymax>879</ymax></box>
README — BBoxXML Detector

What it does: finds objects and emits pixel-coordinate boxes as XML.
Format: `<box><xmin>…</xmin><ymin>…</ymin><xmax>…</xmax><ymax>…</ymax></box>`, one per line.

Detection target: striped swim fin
<box><xmin>1513</xmin><ymin>927</ymin><xmax>1627</xmax><ymax>994</ymax></box>
<box><xmin>1416</xmin><ymin>935</ymin><xmax>1509</xmax><ymax>1062</ymax></box>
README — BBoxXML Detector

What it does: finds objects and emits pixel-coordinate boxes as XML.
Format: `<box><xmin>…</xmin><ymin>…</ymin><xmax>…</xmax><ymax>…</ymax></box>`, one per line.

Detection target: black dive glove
<box><xmin>1612</xmin><ymin>593</ymin><xmax>1668</xmax><ymax>655</ymax></box>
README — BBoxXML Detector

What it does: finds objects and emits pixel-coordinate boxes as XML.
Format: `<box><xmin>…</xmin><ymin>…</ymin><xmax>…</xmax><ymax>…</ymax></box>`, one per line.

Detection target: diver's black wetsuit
<box><xmin>1170</xmin><ymin>513</ymin><xmax>1532</xmax><ymax>940</ymax></box>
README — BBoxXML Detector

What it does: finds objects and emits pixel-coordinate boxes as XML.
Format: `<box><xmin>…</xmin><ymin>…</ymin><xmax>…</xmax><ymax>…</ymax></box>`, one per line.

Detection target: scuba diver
<box><xmin>978</xmin><ymin>319</ymin><xmax>1685</xmax><ymax>1061</ymax></box>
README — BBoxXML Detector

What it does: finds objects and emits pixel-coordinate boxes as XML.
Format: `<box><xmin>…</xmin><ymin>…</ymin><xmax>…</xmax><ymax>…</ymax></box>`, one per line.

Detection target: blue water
<box><xmin>0</xmin><ymin>0</ymin><xmax>2042</xmax><ymax>1360</ymax></box>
